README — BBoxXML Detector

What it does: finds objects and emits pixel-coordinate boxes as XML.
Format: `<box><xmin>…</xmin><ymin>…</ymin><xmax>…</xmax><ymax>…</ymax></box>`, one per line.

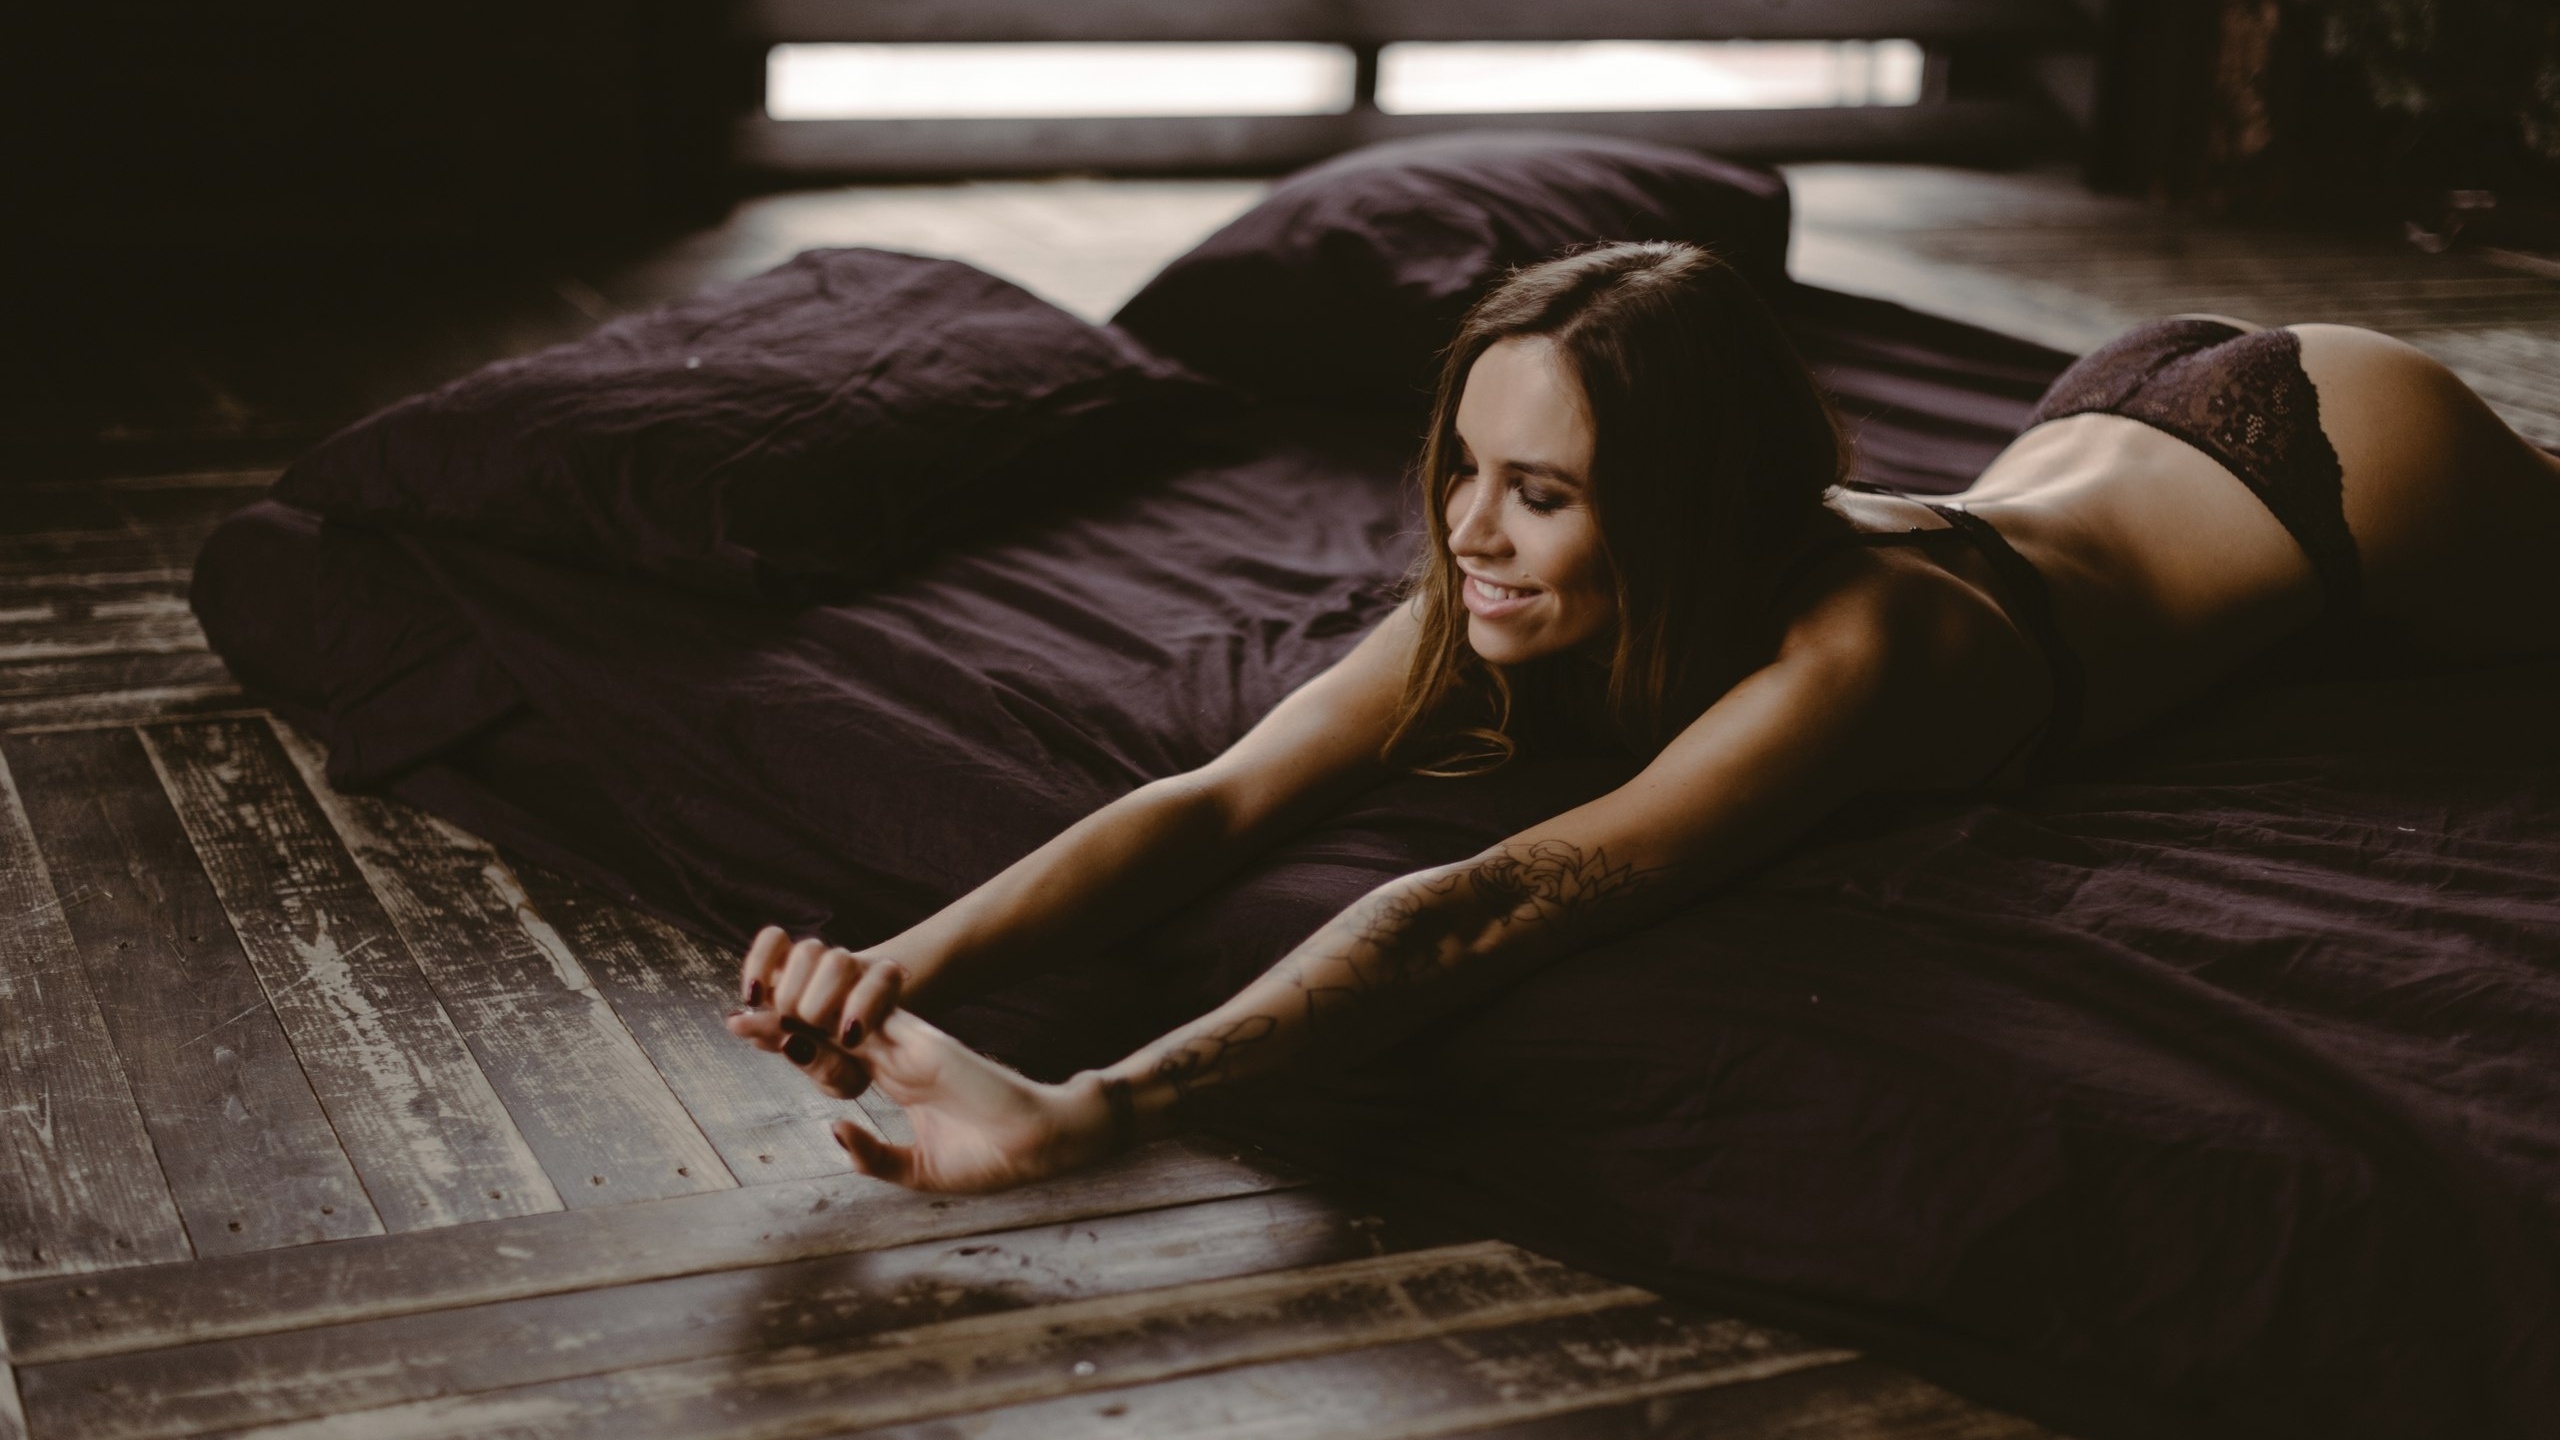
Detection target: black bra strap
<box><xmin>1788</xmin><ymin>486</ymin><xmax>2088</xmax><ymax>782</ymax></box>
<box><xmin>1924</xmin><ymin>504</ymin><xmax>2086</xmax><ymax>778</ymax></box>
<box><xmin>1769</xmin><ymin>524</ymin><xmax>1972</xmax><ymax>607</ymax></box>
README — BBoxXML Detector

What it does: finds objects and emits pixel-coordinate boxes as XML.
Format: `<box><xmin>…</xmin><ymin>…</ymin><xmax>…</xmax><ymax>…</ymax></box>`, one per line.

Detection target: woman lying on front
<box><xmin>724</xmin><ymin>240</ymin><xmax>2560</xmax><ymax>1193</ymax></box>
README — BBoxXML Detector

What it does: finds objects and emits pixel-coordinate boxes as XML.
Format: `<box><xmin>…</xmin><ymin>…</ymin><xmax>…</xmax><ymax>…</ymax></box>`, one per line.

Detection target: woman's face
<box><xmin>1446</xmin><ymin>336</ymin><xmax>1616</xmax><ymax>666</ymax></box>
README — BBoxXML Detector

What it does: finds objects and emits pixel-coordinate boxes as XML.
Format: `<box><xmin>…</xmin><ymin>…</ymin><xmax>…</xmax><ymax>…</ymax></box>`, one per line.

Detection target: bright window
<box><xmin>1377</xmin><ymin>40</ymin><xmax>1926</xmax><ymax>114</ymax></box>
<box><xmin>766</xmin><ymin>43</ymin><xmax>1360</xmax><ymax>120</ymax></box>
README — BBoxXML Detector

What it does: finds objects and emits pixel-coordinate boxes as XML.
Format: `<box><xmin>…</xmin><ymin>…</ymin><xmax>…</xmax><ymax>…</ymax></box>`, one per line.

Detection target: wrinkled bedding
<box><xmin>193</xmin><ymin>256</ymin><xmax>2559</xmax><ymax>1440</ymax></box>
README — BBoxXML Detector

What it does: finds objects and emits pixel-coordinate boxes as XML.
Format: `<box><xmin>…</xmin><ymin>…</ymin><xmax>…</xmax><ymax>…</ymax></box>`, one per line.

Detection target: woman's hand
<box><xmin>723</xmin><ymin>926</ymin><xmax>1118</xmax><ymax>1192</ymax></box>
<box><xmin>724</xmin><ymin>929</ymin><xmax>906</xmax><ymax>1100</ymax></box>
<box><xmin>829</xmin><ymin>1010</ymin><xmax>1118</xmax><ymax>1192</ymax></box>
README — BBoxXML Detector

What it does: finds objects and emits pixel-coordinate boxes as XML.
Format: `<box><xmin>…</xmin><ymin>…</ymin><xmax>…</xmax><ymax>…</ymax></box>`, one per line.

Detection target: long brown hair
<box><xmin>1383</xmin><ymin>241</ymin><xmax>1849</xmax><ymax>772</ymax></box>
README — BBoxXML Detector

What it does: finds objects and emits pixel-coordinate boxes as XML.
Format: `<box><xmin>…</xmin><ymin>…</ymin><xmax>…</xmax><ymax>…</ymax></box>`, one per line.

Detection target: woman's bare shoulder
<box><xmin>1776</xmin><ymin>537</ymin><xmax>1988</xmax><ymax>668</ymax></box>
<box><xmin>1769</xmin><ymin>542</ymin><xmax>2047</xmax><ymax>786</ymax></box>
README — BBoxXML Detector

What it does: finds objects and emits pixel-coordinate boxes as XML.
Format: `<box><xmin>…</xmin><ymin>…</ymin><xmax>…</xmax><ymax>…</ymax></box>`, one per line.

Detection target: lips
<box><xmin>1462</xmin><ymin>573</ymin><xmax>1540</xmax><ymax>620</ymax></box>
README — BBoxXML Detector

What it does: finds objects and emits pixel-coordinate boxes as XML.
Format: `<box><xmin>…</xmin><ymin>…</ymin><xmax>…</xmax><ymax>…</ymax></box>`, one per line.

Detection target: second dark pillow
<box><xmin>1112</xmin><ymin>132</ymin><xmax>1792</xmax><ymax>412</ymax></box>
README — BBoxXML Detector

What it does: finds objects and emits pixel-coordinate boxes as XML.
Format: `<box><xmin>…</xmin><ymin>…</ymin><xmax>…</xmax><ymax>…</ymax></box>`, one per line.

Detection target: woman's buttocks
<box><xmin>1955</xmin><ymin>411</ymin><xmax>2325</xmax><ymax>747</ymax></box>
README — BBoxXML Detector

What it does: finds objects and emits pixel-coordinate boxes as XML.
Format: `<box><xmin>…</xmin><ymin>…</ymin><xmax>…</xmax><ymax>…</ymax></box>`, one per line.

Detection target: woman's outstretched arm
<box><xmin>827</xmin><ymin>577</ymin><xmax>1999</xmax><ymax>1192</ymax></box>
<box><xmin>725</xmin><ymin>605</ymin><xmax>1419</xmax><ymax>1088</ymax></box>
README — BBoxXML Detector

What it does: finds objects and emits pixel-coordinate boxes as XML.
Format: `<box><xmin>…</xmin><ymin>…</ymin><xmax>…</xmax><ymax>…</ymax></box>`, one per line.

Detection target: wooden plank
<box><xmin>0</xmin><ymin>1138</ymin><xmax>1299</xmax><ymax>1365</ymax></box>
<box><xmin>0</xmin><ymin>681</ymin><xmax>249</xmax><ymax>727</ymax></box>
<box><xmin>0</xmin><ymin>612</ymin><xmax>205</xmax><ymax>663</ymax></box>
<box><xmin>738</xmin><ymin>100</ymin><xmax>2048</xmax><ymax>179</ymax></box>
<box><xmin>0</xmin><ymin>525</ymin><xmax>225</xmax><ymax>580</ymax></box>
<box><xmin>0</xmin><ymin>651</ymin><xmax>234</xmax><ymax>703</ymax></box>
<box><xmin>0</xmin><ymin>1325</ymin><xmax>24</xmax><ymax>1440</ymax></box>
<box><xmin>1441</xmin><ymin>1355</ymin><xmax>2051</xmax><ymax>1439</ymax></box>
<box><xmin>495</xmin><ymin>856</ymin><xmax>866</xmax><ymax>1184</ymax></box>
<box><xmin>741</xmin><ymin>0</ymin><xmax>2083</xmax><ymax>44</ymax></box>
<box><xmin>826</xmin><ymin>1292</ymin><xmax>1853</xmax><ymax>1440</ymax></box>
<box><xmin>138</xmin><ymin>720</ymin><xmax>570</xmax><ymax>1229</ymax></box>
<box><xmin>0</xmin><ymin>653</ymin><xmax>243</xmax><ymax>735</ymax></box>
<box><xmin>0</xmin><ymin>753</ymin><xmax>190</xmax><ymax>1282</ymax></box>
<box><xmin>259</xmin><ymin>720</ymin><xmax>739</xmax><ymax>1203</ymax></box>
<box><xmin>174</xmin><ymin>1241</ymin><xmax>1692</xmax><ymax>1440</ymax></box>
<box><xmin>0</xmin><ymin>728</ymin><xmax>381</xmax><ymax>1257</ymax></box>
<box><xmin>0</xmin><ymin>569</ymin><xmax>194</xmax><ymax>595</ymax></box>
<box><xmin>23</xmin><ymin>1188</ymin><xmax>1446</xmax><ymax>1440</ymax></box>
<box><xmin>0</xmin><ymin>591</ymin><xmax>199</xmax><ymax>638</ymax></box>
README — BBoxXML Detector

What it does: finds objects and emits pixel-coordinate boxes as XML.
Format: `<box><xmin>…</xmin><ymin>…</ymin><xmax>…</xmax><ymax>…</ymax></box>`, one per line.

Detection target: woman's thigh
<box><xmin>2291</xmin><ymin>323</ymin><xmax>2560</xmax><ymax>659</ymax></box>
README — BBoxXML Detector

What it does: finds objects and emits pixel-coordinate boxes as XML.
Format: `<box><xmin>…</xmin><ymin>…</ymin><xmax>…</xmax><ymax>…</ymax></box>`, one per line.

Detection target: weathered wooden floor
<box><xmin>5</xmin><ymin>163</ymin><xmax>2555</xmax><ymax>1440</ymax></box>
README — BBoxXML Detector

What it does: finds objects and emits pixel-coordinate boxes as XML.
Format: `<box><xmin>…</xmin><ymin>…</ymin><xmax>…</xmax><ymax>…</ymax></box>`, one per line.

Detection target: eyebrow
<box><xmin>1453</xmin><ymin>439</ymin><xmax>1586</xmax><ymax>490</ymax></box>
<box><xmin>1500</xmin><ymin>458</ymin><xmax>1586</xmax><ymax>489</ymax></box>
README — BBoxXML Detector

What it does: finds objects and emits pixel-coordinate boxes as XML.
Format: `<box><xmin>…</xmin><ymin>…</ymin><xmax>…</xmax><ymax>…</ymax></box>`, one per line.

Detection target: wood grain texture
<box><xmin>0</xmin><ymin>654</ymin><xmax>243</xmax><ymax>734</ymax></box>
<box><xmin>177</xmin><ymin>1241</ymin><xmax>1683</xmax><ymax>1440</ymax></box>
<box><xmin>0</xmin><ymin>611</ymin><xmax>203</xmax><ymax>664</ymax></box>
<box><xmin>1442</xmin><ymin>1356</ymin><xmax>2052</xmax><ymax>1439</ymax></box>
<box><xmin>0</xmin><ymin>569</ymin><xmax>193</xmax><ymax>596</ymax></box>
<box><xmin>140</xmin><ymin>719</ymin><xmax>567</xmax><ymax>1229</ymax></box>
<box><xmin>500</xmin><ymin>859</ymin><xmax>860</xmax><ymax>1183</ymax></box>
<box><xmin>0</xmin><ymin>1325</ymin><xmax>24</xmax><ymax>1440</ymax></box>
<box><xmin>262</xmin><ymin>721</ymin><xmax>736</xmax><ymax>1205</ymax></box>
<box><xmin>0</xmin><ymin>754</ymin><xmax>189</xmax><ymax>1282</ymax></box>
<box><xmin>0</xmin><ymin>526</ymin><xmax>226</xmax><ymax>581</ymax></box>
<box><xmin>22</xmin><ymin>1188</ymin><xmax>1444</xmax><ymax>1440</ymax></box>
<box><xmin>0</xmin><ymin>728</ymin><xmax>380</xmax><ymax>1257</ymax></box>
<box><xmin>0</xmin><ymin>650</ymin><xmax>235</xmax><ymax>703</ymax></box>
<box><xmin>830</xmin><ymin>1292</ymin><xmax>1852</xmax><ymax>1440</ymax></box>
<box><xmin>0</xmin><ymin>1138</ymin><xmax>1299</xmax><ymax>1366</ymax></box>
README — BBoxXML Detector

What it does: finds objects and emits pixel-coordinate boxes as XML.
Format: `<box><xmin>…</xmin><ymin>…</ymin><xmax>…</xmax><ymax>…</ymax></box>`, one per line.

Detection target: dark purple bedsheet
<box><xmin>192</xmin><ymin>285</ymin><xmax>2560</xmax><ymax>1440</ymax></box>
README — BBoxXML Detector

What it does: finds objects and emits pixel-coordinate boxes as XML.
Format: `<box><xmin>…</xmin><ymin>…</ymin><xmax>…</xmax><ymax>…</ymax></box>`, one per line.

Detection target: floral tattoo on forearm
<box><xmin>1145</xmin><ymin>839</ymin><xmax>1663</xmax><ymax>1120</ymax></box>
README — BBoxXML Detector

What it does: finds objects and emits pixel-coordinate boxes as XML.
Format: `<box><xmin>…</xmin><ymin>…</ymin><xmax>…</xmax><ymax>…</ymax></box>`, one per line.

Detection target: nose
<box><xmin>1445</xmin><ymin>475</ymin><xmax>1508</xmax><ymax>559</ymax></box>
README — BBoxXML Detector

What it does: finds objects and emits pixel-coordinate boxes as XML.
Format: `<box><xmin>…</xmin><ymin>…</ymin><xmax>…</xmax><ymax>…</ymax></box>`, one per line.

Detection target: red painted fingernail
<box><xmin>745</xmin><ymin>979</ymin><xmax>765</xmax><ymax>1006</ymax></box>
<box><xmin>839</xmin><ymin>1014</ymin><xmax>863</xmax><ymax>1046</ymax></box>
<box><xmin>780</xmin><ymin>1014</ymin><xmax>828</xmax><ymax>1039</ymax></box>
<box><xmin>782</xmin><ymin>1034</ymin><xmax>817</xmax><ymax>1066</ymax></box>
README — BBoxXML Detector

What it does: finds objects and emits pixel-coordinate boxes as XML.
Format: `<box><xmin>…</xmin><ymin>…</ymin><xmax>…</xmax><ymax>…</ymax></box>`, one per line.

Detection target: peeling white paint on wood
<box><xmin>139</xmin><ymin>720</ymin><xmax>559</xmax><ymax>1230</ymax></box>
<box><xmin>500</xmin><ymin>866</ymin><xmax>866</xmax><ymax>1184</ymax></box>
<box><xmin>265</xmin><ymin>718</ymin><xmax>732</xmax><ymax>1207</ymax></box>
<box><xmin>0</xmin><ymin>750</ymin><xmax>190</xmax><ymax>1281</ymax></box>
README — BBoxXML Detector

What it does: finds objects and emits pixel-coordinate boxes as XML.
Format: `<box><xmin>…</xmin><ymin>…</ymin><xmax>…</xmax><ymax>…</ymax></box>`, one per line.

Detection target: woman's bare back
<box><xmin>1933</xmin><ymin>322</ymin><xmax>2560</xmax><ymax>753</ymax></box>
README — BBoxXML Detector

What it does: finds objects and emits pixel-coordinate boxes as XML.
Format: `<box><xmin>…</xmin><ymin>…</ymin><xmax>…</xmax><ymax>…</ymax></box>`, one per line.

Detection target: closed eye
<box><xmin>1508</xmin><ymin>469</ymin><xmax>1576</xmax><ymax>514</ymax></box>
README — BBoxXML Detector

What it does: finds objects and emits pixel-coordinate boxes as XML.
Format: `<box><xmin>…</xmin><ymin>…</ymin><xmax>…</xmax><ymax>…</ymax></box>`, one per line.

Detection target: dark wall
<box><xmin>4</xmin><ymin>2</ymin><xmax>743</xmax><ymax>250</ymax></box>
<box><xmin>2087</xmin><ymin>0</ymin><xmax>2560</xmax><ymax>231</ymax></box>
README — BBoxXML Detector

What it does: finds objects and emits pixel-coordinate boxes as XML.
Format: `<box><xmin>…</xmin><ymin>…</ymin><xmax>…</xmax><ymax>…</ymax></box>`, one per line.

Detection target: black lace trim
<box><xmin>2030</xmin><ymin>320</ymin><xmax>2361</xmax><ymax>620</ymax></box>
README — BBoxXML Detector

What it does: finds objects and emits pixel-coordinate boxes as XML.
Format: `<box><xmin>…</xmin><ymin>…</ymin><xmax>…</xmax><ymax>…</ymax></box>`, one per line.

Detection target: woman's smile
<box><xmin>1462</xmin><ymin>571</ymin><xmax>1542</xmax><ymax>618</ymax></box>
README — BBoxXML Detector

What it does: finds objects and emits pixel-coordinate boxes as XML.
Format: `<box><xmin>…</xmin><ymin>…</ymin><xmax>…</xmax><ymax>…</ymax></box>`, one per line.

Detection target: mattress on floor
<box><xmin>192</xmin><ymin>278</ymin><xmax>2560</xmax><ymax>1440</ymax></box>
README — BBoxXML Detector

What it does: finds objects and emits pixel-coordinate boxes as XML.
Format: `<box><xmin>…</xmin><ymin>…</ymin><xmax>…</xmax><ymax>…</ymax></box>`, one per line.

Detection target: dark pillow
<box><xmin>1112</xmin><ymin>131</ymin><xmax>1791</xmax><ymax>410</ymax></box>
<box><xmin>274</xmin><ymin>248</ymin><xmax>1226</xmax><ymax>602</ymax></box>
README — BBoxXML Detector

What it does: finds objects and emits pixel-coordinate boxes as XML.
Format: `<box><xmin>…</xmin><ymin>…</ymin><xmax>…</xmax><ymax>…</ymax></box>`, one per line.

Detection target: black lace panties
<box><xmin>2029</xmin><ymin>319</ymin><xmax>2360</xmax><ymax>620</ymax></box>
